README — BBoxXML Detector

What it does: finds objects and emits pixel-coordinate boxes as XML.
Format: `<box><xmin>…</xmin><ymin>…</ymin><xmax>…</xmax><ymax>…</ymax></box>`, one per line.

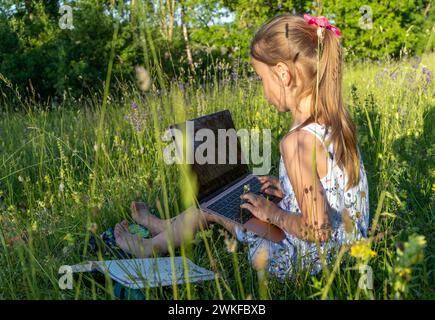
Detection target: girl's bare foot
<box><xmin>130</xmin><ymin>202</ymin><xmax>168</xmax><ymax>236</ymax></box>
<box><xmin>114</xmin><ymin>220</ymin><xmax>153</xmax><ymax>258</ymax></box>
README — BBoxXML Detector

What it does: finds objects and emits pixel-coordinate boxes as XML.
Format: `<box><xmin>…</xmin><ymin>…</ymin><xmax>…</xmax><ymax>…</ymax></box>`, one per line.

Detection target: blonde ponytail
<box><xmin>251</xmin><ymin>14</ymin><xmax>360</xmax><ymax>190</ymax></box>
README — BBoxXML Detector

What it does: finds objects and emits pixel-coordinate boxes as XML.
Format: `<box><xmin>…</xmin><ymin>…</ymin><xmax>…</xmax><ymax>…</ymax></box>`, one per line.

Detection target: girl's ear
<box><xmin>275</xmin><ymin>62</ymin><xmax>291</xmax><ymax>87</ymax></box>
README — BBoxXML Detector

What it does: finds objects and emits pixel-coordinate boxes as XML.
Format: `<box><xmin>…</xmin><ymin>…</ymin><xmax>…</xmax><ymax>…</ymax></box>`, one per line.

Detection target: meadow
<box><xmin>0</xmin><ymin>53</ymin><xmax>433</xmax><ymax>300</ymax></box>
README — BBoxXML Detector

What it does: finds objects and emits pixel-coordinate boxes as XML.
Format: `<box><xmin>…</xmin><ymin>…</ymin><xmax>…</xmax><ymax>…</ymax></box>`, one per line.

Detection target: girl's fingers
<box><xmin>264</xmin><ymin>187</ymin><xmax>281</xmax><ymax>197</ymax></box>
<box><xmin>240</xmin><ymin>203</ymin><xmax>255</xmax><ymax>214</ymax></box>
<box><xmin>260</xmin><ymin>181</ymin><xmax>272</xmax><ymax>192</ymax></box>
<box><xmin>240</xmin><ymin>192</ymin><xmax>259</xmax><ymax>205</ymax></box>
<box><xmin>256</xmin><ymin>176</ymin><xmax>266</xmax><ymax>183</ymax></box>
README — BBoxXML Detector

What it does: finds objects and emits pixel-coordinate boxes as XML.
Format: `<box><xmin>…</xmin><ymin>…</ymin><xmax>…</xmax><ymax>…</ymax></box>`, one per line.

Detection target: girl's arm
<box><xmin>241</xmin><ymin>130</ymin><xmax>331</xmax><ymax>242</ymax></box>
<box><xmin>276</xmin><ymin>129</ymin><xmax>330</xmax><ymax>241</ymax></box>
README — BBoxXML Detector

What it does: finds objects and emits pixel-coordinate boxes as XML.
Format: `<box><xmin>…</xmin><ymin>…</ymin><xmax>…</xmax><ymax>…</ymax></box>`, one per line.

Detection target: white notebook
<box><xmin>71</xmin><ymin>257</ymin><xmax>215</xmax><ymax>289</ymax></box>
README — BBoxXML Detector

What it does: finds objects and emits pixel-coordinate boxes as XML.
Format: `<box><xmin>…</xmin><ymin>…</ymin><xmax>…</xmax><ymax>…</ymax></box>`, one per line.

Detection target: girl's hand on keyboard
<box><xmin>256</xmin><ymin>175</ymin><xmax>284</xmax><ymax>199</ymax></box>
<box><xmin>240</xmin><ymin>193</ymin><xmax>281</xmax><ymax>224</ymax></box>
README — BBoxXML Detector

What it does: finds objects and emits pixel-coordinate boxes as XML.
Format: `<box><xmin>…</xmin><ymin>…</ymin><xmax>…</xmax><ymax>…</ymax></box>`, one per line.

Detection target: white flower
<box><xmin>59</xmin><ymin>182</ymin><xmax>65</xmax><ymax>193</ymax></box>
<box><xmin>135</xmin><ymin>66</ymin><xmax>152</xmax><ymax>92</ymax></box>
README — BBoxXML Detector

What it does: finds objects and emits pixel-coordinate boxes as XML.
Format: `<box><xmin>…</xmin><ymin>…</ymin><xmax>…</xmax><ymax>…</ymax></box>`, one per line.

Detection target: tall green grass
<box><xmin>0</xmin><ymin>52</ymin><xmax>433</xmax><ymax>299</ymax></box>
<box><xmin>0</xmin><ymin>0</ymin><xmax>433</xmax><ymax>298</ymax></box>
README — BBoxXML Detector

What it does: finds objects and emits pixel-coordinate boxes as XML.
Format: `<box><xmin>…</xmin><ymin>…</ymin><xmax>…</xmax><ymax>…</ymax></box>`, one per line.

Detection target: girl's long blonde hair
<box><xmin>250</xmin><ymin>13</ymin><xmax>360</xmax><ymax>190</ymax></box>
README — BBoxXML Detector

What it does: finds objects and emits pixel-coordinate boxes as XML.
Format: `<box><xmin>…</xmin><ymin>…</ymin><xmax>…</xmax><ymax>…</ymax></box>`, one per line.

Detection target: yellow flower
<box><xmin>63</xmin><ymin>233</ymin><xmax>74</xmax><ymax>243</ymax></box>
<box><xmin>350</xmin><ymin>240</ymin><xmax>377</xmax><ymax>259</ymax></box>
<box><xmin>432</xmin><ymin>184</ymin><xmax>435</xmax><ymax>192</ymax></box>
<box><xmin>399</xmin><ymin>267</ymin><xmax>411</xmax><ymax>278</ymax></box>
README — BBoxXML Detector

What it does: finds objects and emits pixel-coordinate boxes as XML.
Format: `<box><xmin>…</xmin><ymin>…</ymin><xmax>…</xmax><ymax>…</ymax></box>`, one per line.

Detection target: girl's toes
<box><xmin>121</xmin><ymin>220</ymin><xmax>129</xmax><ymax>229</ymax></box>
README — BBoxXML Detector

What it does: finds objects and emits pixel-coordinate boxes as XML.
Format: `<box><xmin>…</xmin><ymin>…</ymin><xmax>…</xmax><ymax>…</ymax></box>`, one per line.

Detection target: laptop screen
<box><xmin>170</xmin><ymin>110</ymin><xmax>249</xmax><ymax>202</ymax></box>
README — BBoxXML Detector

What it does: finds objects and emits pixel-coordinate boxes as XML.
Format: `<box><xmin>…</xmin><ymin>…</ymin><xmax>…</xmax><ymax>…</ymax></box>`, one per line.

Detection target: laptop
<box><xmin>169</xmin><ymin>110</ymin><xmax>285</xmax><ymax>243</ymax></box>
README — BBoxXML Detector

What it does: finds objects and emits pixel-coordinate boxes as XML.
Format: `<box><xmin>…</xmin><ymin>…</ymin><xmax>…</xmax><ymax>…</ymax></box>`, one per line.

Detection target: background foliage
<box><xmin>0</xmin><ymin>0</ymin><xmax>433</xmax><ymax>102</ymax></box>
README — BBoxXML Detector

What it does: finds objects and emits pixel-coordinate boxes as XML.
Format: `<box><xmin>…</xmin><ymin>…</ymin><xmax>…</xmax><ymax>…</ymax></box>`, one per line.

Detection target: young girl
<box><xmin>114</xmin><ymin>13</ymin><xmax>369</xmax><ymax>279</ymax></box>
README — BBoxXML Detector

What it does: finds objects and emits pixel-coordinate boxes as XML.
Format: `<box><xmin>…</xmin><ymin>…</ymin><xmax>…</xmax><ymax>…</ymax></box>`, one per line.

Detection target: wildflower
<box><xmin>178</xmin><ymin>83</ymin><xmax>185</xmax><ymax>93</ymax></box>
<box><xmin>350</xmin><ymin>240</ymin><xmax>377</xmax><ymax>259</ymax></box>
<box><xmin>243</xmin><ymin>184</ymin><xmax>250</xmax><ymax>194</ymax></box>
<box><xmin>88</xmin><ymin>223</ymin><xmax>98</xmax><ymax>234</ymax></box>
<box><xmin>135</xmin><ymin>66</ymin><xmax>152</xmax><ymax>92</ymax></box>
<box><xmin>18</xmin><ymin>175</ymin><xmax>23</xmax><ymax>182</ymax></box>
<box><xmin>224</xmin><ymin>233</ymin><xmax>237</xmax><ymax>253</ymax></box>
<box><xmin>398</xmin><ymin>267</ymin><xmax>411</xmax><ymax>280</ymax></box>
<box><xmin>253</xmin><ymin>245</ymin><xmax>269</xmax><ymax>271</ymax></box>
<box><xmin>59</xmin><ymin>182</ymin><xmax>65</xmax><ymax>193</ymax></box>
<box><xmin>411</xmin><ymin>56</ymin><xmax>421</xmax><ymax>70</ymax></box>
<box><xmin>36</xmin><ymin>200</ymin><xmax>45</xmax><ymax>208</ymax></box>
<box><xmin>125</xmin><ymin>101</ymin><xmax>146</xmax><ymax>132</ymax></box>
<box><xmin>31</xmin><ymin>221</ymin><xmax>38</xmax><ymax>232</ymax></box>
<box><xmin>44</xmin><ymin>175</ymin><xmax>51</xmax><ymax>185</ymax></box>
<box><xmin>63</xmin><ymin>233</ymin><xmax>74</xmax><ymax>244</ymax></box>
<box><xmin>432</xmin><ymin>184</ymin><xmax>435</xmax><ymax>192</ymax></box>
<box><xmin>397</xmin><ymin>234</ymin><xmax>426</xmax><ymax>265</ymax></box>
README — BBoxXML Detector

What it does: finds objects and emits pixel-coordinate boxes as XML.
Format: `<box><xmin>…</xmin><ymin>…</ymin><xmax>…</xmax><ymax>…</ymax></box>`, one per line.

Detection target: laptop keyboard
<box><xmin>206</xmin><ymin>176</ymin><xmax>265</xmax><ymax>224</ymax></box>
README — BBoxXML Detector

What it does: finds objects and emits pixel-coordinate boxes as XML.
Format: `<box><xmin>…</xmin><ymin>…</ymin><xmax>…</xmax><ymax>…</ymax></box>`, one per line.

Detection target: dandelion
<box><xmin>135</xmin><ymin>66</ymin><xmax>152</xmax><ymax>92</ymax></box>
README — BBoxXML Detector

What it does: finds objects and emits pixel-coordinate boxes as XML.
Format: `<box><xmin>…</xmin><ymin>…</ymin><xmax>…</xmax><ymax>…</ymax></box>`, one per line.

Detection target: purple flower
<box><xmin>179</xmin><ymin>83</ymin><xmax>185</xmax><ymax>92</ymax></box>
<box><xmin>421</xmin><ymin>66</ymin><xmax>432</xmax><ymax>93</ymax></box>
<box><xmin>411</xmin><ymin>56</ymin><xmax>421</xmax><ymax>70</ymax></box>
<box><xmin>126</xmin><ymin>101</ymin><xmax>146</xmax><ymax>132</ymax></box>
<box><xmin>422</xmin><ymin>67</ymin><xmax>432</xmax><ymax>85</ymax></box>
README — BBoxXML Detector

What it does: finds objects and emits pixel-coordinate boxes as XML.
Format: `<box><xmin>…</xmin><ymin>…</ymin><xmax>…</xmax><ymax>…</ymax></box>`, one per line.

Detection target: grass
<box><xmin>0</xmin><ymin>52</ymin><xmax>433</xmax><ymax>300</ymax></box>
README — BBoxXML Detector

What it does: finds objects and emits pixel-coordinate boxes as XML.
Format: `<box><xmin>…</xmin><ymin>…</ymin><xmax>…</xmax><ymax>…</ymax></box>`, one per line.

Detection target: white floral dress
<box><xmin>235</xmin><ymin>123</ymin><xmax>370</xmax><ymax>280</ymax></box>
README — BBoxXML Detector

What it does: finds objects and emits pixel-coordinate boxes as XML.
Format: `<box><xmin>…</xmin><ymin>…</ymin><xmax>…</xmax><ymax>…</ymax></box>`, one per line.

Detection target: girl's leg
<box><xmin>115</xmin><ymin>206</ymin><xmax>238</xmax><ymax>258</ymax></box>
<box><xmin>130</xmin><ymin>201</ymin><xmax>171</xmax><ymax>236</ymax></box>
